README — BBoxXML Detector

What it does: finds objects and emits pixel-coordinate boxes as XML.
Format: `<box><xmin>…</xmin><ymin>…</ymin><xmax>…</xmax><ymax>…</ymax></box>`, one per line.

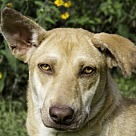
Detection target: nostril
<box><xmin>64</xmin><ymin>114</ymin><xmax>73</xmax><ymax>120</ymax></box>
<box><xmin>63</xmin><ymin>114</ymin><xmax>73</xmax><ymax>124</ymax></box>
<box><xmin>49</xmin><ymin>106</ymin><xmax>74</xmax><ymax>125</ymax></box>
<box><xmin>51</xmin><ymin>114</ymin><xmax>58</xmax><ymax>121</ymax></box>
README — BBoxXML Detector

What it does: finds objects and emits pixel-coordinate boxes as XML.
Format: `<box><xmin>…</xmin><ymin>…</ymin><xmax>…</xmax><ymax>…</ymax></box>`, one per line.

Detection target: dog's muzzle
<box><xmin>41</xmin><ymin>105</ymin><xmax>81</xmax><ymax>131</ymax></box>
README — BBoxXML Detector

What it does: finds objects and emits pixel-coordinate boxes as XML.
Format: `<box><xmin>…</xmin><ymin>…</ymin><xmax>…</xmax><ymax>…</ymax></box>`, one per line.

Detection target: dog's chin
<box><xmin>43</xmin><ymin>122</ymin><xmax>81</xmax><ymax>132</ymax></box>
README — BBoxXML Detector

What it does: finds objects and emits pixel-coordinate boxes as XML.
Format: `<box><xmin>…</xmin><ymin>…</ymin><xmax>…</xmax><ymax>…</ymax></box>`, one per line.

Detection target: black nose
<box><xmin>49</xmin><ymin>106</ymin><xmax>74</xmax><ymax>125</ymax></box>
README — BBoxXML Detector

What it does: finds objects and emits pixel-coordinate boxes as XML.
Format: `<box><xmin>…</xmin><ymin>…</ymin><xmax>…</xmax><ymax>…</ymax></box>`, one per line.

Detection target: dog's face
<box><xmin>1</xmin><ymin>8</ymin><xmax>136</xmax><ymax>132</ymax></box>
<box><xmin>29</xmin><ymin>29</ymin><xmax>107</xmax><ymax>130</ymax></box>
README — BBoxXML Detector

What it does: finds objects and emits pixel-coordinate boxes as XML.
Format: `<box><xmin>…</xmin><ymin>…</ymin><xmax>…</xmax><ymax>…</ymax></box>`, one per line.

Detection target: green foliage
<box><xmin>0</xmin><ymin>41</ymin><xmax>28</xmax><ymax>102</ymax></box>
<box><xmin>113</xmin><ymin>71</ymin><xmax>136</xmax><ymax>97</ymax></box>
<box><xmin>0</xmin><ymin>100</ymin><xmax>27</xmax><ymax>136</ymax></box>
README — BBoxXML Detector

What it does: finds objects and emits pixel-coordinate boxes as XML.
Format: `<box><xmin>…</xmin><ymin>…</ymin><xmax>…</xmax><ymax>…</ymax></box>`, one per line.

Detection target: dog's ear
<box><xmin>92</xmin><ymin>33</ymin><xmax>136</xmax><ymax>76</ymax></box>
<box><xmin>0</xmin><ymin>8</ymin><xmax>46</xmax><ymax>63</ymax></box>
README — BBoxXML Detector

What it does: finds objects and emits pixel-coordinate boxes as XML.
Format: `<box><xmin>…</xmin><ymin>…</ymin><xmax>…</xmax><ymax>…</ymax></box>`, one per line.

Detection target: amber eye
<box><xmin>81</xmin><ymin>66</ymin><xmax>95</xmax><ymax>75</ymax></box>
<box><xmin>38</xmin><ymin>64</ymin><xmax>52</xmax><ymax>73</ymax></box>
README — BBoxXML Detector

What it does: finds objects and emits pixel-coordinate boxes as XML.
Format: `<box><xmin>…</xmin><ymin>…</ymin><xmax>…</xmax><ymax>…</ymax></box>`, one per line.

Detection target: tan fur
<box><xmin>1</xmin><ymin>8</ymin><xmax>136</xmax><ymax>136</ymax></box>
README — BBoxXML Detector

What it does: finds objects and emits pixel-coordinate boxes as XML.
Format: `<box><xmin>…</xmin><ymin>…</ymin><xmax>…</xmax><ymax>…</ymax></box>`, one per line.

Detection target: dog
<box><xmin>1</xmin><ymin>8</ymin><xmax>136</xmax><ymax>136</ymax></box>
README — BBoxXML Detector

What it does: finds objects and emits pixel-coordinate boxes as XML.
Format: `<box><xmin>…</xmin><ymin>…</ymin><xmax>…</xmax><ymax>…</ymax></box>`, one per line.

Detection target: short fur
<box><xmin>1</xmin><ymin>8</ymin><xmax>136</xmax><ymax>136</ymax></box>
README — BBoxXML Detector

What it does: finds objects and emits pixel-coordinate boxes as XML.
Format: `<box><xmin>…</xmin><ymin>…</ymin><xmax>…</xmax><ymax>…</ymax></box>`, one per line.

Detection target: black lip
<box><xmin>44</xmin><ymin>123</ymin><xmax>80</xmax><ymax>132</ymax></box>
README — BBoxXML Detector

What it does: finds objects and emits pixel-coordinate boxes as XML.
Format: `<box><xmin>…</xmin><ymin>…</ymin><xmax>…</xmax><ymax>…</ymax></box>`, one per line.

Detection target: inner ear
<box><xmin>1</xmin><ymin>8</ymin><xmax>46</xmax><ymax>62</ymax></box>
<box><xmin>97</xmin><ymin>47</ymin><xmax>118</xmax><ymax>69</ymax></box>
<box><xmin>10</xmin><ymin>27</ymin><xmax>31</xmax><ymax>45</ymax></box>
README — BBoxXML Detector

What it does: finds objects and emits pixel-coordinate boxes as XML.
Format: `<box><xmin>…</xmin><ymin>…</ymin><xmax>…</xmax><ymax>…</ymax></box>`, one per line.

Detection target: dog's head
<box><xmin>1</xmin><ymin>8</ymin><xmax>136</xmax><ymax>131</ymax></box>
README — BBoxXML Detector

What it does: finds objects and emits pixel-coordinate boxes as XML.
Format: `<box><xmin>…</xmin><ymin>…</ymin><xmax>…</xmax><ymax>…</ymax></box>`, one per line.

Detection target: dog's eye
<box><xmin>38</xmin><ymin>64</ymin><xmax>52</xmax><ymax>73</ymax></box>
<box><xmin>81</xmin><ymin>66</ymin><xmax>95</xmax><ymax>75</ymax></box>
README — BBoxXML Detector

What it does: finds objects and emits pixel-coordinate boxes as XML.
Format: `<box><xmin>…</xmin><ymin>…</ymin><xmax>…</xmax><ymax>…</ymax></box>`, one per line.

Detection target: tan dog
<box><xmin>1</xmin><ymin>8</ymin><xmax>136</xmax><ymax>136</ymax></box>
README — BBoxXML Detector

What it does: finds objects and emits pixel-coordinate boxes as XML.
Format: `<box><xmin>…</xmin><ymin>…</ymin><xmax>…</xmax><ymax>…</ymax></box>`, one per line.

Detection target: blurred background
<box><xmin>0</xmin><ymin>0</ymin><xmax>136</xmax><ymax>135</ymax></box>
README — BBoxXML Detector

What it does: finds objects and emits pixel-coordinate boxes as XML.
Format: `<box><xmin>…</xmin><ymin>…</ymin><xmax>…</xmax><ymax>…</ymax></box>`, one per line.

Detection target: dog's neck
<box><xmin>83</xmin><ymin>72</ymin><xmax>122</xmax><ymax>134</ymax></box>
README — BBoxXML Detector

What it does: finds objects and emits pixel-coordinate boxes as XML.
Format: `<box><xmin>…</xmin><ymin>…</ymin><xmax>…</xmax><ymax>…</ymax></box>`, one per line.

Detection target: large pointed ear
<box><xmin>0</xmin><ymin>8</ymin><xmax>46</xmax><ymax>63</ymax></box>
<box><xmin>92</xmin><ymin>33</ymin><xmax>136</xmax><ymax>76</ymax></box>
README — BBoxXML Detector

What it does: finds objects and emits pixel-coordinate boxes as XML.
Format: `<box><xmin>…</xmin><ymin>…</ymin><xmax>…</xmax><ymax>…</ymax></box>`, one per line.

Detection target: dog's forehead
<box><xmin>31</xmin><ymin>28</ymin><xmax>103</xmax><ymax>64</ymax></box>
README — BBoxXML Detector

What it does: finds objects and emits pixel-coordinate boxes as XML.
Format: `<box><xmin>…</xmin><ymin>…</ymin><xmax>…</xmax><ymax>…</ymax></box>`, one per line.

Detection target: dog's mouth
<box><xmin>41</xmin><ymin>112</ymin><xmax>88</xmax><ymax>132</ymax></box>
<box><xmin>44</xmin><ymin>123</ymin><xmax>80</xmax><ymax>132</ymax></box>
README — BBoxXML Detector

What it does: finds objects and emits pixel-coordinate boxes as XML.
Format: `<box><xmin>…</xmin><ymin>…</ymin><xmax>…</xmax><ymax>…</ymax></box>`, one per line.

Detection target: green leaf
<box><xmin>45</xmin><ymin>17</ymin><xmax>56</xmax><ymax>25</ymax></box>
<box><xmin>0</xmin><ymin>70</ymin><xmax>6</xmax><ymax>93</ymax></box>
<box><xmin>1</xmin><ymin>42</ymin><xmax>17</xmax><ymax>72</ymax></box>
<box><xmin>50</xmin><ymin>5</ymin><xmax>60</xmax><ymax>14</ymax></box>
<box><xmin>34</xmin><ymin>1</ymin><xmax>44</xmax><ymax>6</ymax></box>
<box><xmin>117</xmin><ymin>24</ymin><xmax>129</xmax><ymax>38</ymax></box>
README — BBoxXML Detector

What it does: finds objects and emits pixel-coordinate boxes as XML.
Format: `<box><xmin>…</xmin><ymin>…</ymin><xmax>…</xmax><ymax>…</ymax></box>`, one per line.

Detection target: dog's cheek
<box><xmin>31</xmin><ymin>70</ymin><xmax>45</xmax><ymax>109</ymax></box>
<box><xmin>82</xmin><ymin>76</ymin><xmax>100</xmax><ymax>116</ymax></box>
<box><xmin>31</xmin><ymin>69</ymin><xmax>53</xmax><ymax>109</ymax></box>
